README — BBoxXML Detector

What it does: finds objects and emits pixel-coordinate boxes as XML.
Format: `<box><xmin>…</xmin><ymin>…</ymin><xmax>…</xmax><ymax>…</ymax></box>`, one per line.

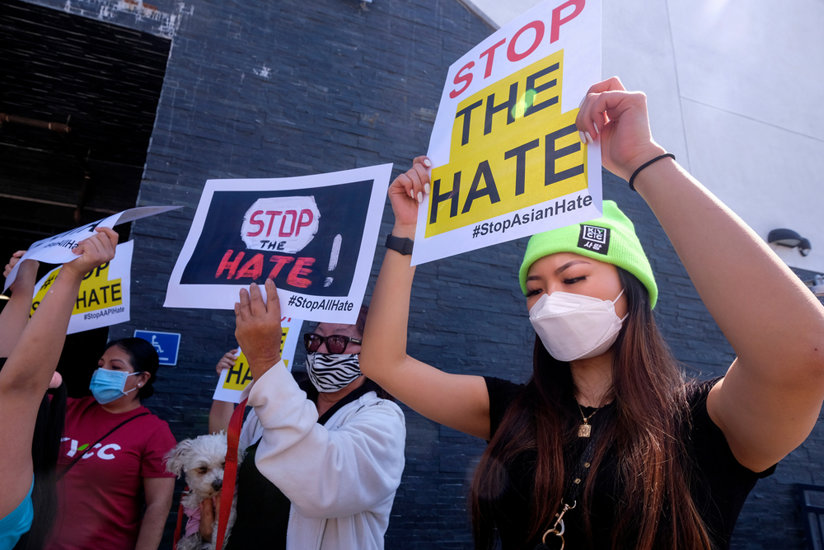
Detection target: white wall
<box><xmin>463</xmin><ymin>0</ymin><xmax>824</xmax><ymax>273</ymax></box>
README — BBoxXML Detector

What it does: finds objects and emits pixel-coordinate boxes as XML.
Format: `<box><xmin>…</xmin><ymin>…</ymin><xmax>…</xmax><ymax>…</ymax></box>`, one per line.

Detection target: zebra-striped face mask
<box><xmin>305</xmin><ymin>353</ymin><xmax>361</xmax><ymax>393</ymax></box>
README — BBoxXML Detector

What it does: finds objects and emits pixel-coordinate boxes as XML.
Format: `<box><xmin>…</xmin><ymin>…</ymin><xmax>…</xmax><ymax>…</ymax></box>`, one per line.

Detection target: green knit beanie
<box><xmin>518</xmin><ymin>200</ymin><xmax>658</xmax><ymax>308</ymax></box>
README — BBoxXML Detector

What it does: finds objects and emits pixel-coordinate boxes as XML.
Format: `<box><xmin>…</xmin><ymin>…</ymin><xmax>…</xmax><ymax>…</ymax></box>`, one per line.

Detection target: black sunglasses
<box><xmin>303</xmin><ymin>333</ymin><xmax>362</xmax><ymax>354</ymax></box>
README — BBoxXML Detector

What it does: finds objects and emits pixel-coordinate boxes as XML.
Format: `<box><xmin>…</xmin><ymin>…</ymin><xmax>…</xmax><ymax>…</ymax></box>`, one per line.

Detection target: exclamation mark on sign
<box><xmin>324</xmin><ymin>234</ymin><xmax>342</xmax><ymax>287</ymax></box>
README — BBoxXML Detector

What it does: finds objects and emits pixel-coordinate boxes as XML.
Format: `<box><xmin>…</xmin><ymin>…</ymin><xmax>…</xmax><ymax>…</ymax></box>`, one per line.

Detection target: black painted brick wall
<box><xmin>26</xmin><ymin>0</ymin><xmax>824</xmax><ymax>547</ymax></box>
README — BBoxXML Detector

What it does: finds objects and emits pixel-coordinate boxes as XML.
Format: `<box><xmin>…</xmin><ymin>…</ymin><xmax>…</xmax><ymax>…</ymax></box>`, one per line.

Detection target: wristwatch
<box><xmin>385</xmin><ymin>234</ymin><xmax>414</xmax><ymax>255</ymax></box>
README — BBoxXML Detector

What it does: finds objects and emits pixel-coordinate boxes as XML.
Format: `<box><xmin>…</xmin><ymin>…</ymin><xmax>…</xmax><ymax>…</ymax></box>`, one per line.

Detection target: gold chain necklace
<box><xmin>576</xmin><ymin>403</ymin><xmax>600</xmax><ymax>438</ymax></box>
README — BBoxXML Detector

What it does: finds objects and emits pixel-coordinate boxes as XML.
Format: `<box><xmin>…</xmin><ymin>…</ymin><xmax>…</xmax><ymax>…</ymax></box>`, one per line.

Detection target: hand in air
<box><xmin>234</xmin><ymin>279</ymin><xmax>282</xmax><ymax>380</ymax></box>
<box><xmin>576</xmin><ymin>76</ymin><xmax>666</xmax><ymax>181</ymax></box>
<box><xmin>62</xmin><ymin>227</ymin><xmax>119</xmax><ymax>280</ymax></box>
<box><xmin>215</xmin><ymin>349</ymin><xmax>240</xmax><ymax>375</ymax></box>
<box><xmin>3</xmin><ymin>250</ymin><xmax>38</xmax><ymax>292</ymax></box>
<box><xmin>388</xmin><ymin>155</ymin><xmax>431</xmax><ymax>234</ymax></box>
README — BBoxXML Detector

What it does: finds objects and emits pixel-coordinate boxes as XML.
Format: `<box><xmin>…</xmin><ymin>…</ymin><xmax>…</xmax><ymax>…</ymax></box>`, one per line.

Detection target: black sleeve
<box><xmin>685</xmin><ymin>378</ymin><xmax>776</xmax><ymax>547</ymax></box>
<box><xmin>484</xmin><ymin>376</ymin><xmax>525</xmax><ymax>438</ymax></box>
<box><xmin>686</xmin><ymin>378</ymin><xmax>776</xmax><ymax>479</ymax></box>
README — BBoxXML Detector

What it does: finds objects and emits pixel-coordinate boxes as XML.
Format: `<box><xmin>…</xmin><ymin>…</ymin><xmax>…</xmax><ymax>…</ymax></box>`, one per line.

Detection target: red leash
<box><xmin>172</xmin><ymin>486</ymin><xmax>187</xmax><ymax>550</ymax></box>
<box><xmin>215</xmin><ymin>397</ymin><xmax>247</xmax><ymax>549</ymax></box>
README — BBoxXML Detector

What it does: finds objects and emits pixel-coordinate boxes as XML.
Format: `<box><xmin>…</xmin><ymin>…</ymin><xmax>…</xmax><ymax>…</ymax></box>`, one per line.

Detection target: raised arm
<box><xmin>359</xmin><ymin>156</ymin><xmax>491</xmax><ymax>439</ymax></box>
<box><xmin>0</xmin><ymin>251</ymin><xmax>37</xmax><ymax>358</ymax></box>
<box><xmin>0</xmin><ymin>228</ymin><xmax>118</xmax><ymax>518</ymax></box>
<box><xmin>577</xmin><ymin>77</ymin><xmax>824</xmax><ymax>471</ymax></box>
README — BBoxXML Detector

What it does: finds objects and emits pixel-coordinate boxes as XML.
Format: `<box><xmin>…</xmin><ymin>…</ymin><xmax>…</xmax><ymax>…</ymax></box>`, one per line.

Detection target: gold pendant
<box><xmin>578</xmin><ymin>423</ymin><xmax>591</xmax><ymax>438</ymax></box>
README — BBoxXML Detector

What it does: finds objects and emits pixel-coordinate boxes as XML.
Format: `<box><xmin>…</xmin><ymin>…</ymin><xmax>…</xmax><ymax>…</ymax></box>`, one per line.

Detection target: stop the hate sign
<box><xmin>164</xmin><ymin>164</ymin><xmax>390</xmax><ymax>324</ymax></box>
<box><xmin>413</xmin><ymin>0</ymin><xmax>603</xmax><ymax>265</ymax></box>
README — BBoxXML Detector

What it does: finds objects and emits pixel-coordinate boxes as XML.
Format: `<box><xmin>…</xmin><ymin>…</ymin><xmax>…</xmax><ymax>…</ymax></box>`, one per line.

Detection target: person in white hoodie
<box><xmin>207</xmin><ymin>281</ymin><xmax>405</xmax><ymax>550</ymax></box>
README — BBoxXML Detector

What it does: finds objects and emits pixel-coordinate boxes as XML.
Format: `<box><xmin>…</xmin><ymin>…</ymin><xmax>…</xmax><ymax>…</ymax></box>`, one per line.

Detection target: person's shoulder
<box><xmin>66</xmin><ymin>394</ymin><xmax>96</xmax><ymax>408</ymax></box>
<box><xmin>484</xmin><ymin>376</ymin><xmax>525</xmax><ymax>399</ymax></box>
<box><xmin>485</xmin><ymin>376</ymin><xmax>527</xmax><ymax>437</ymax></box>
<box><xmin>684</xmin><ymin>377</ymin><xmax>722</xmax><ymax>408</ymax></box>
<box><xmin>134</xmin><ymin>404</ymin><xmax>166</xmax><ymax>421</ymax></box>
<box><xmin>133</xmin><ymin>406</ymin><xmax>175</xmax><ymax>438</ymax></box>
<box><xmin>371</xmin><ymin>394</ymin><xmax>405</xmax><ymax>419</ymax></box>
<box><xmin>335</xmin><ymin>391</ymin><xmax>405</xmax><ymax>433</ymax></box>
<box><xmin>65</xmin><ymin>395</ymin><xmax>101</xmax><ymax>419</ymax></box>
<box><xmin>355</xmin><ymin>390</ymin><xmax>404</xmax><ymax>415</ymax></box>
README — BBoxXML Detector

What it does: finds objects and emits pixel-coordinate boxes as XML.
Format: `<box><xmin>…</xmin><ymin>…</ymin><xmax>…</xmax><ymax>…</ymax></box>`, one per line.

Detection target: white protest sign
<box><xmin>4</xmin><ymin>205</ymin><xmax>179</xmax><ymax>291</ymax></box>
<box><xmin>30</xmin><ymin>241</ymin><xmax>134</xmax><ymax>334</ymax></box>
<box><xmin>212</xmin><ymin>317</ymin><xmax>304</xmax><ymax>403</ymax></box>
<box><xmin>412</xmin><ymin>0</ymin><xmax>603</xmax><ymax>265</ymax></box>
<box><xmin>164</xmin><ymin>164</ymin><xmax>391</xmax><ymax>324</ymax></box>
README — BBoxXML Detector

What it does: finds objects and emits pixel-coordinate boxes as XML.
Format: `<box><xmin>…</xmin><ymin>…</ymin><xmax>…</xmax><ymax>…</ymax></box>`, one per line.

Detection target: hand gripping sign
<box><xmin>212</xmin><ymin>317</ymin><xmax>303</xmax><ymax>403</ymax></box>
<box><xmin>412</xmin><ymin>0</ymin><xmax>603</xmax><ymax>265</ymax></box>
<box><xmin>30</xmin><ymin>241</ymin><xmax>134</xmax><ymax>335</ymax></box>
<box><xmin>164</xmin><ymin>164</ymin><xmax>391</xmax><ymax>324</ymax></box>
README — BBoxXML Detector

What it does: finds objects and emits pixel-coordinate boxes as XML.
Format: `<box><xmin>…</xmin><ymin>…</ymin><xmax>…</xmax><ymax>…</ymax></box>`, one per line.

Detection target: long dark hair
<box><xmin>14</xmin><ymin>383</ymin><xmax>67</xmax><ymax>550</ymax></box>
<box><xmin>470</xmin><ymin>268</ymin><xmax>712</xmax><ymax>549</ymax></box>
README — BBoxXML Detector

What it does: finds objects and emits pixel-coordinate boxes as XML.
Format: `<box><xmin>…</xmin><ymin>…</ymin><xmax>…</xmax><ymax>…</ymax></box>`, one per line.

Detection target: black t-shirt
<box><xmin>485</xmin><ymin>376</ymin><xmax>775</xmax><ymax>549</ymax></box>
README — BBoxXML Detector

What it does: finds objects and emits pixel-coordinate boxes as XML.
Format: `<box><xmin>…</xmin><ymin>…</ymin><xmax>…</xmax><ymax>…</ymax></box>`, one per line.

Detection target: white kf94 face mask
<box><xmin>528</xmin><ymin>289</ymin><xmax>627</xmax><ymax>362</ymax></box>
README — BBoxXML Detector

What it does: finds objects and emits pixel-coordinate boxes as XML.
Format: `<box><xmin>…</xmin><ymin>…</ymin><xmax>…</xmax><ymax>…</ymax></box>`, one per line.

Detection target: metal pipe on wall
<box><xmin>0</xmin><ymin>113</ymin><xmax>71</xmax><ymax>134</ymax></box>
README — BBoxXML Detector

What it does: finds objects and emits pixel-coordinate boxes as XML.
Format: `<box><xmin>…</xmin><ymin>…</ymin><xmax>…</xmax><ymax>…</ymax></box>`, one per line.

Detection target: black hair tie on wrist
<box><xmin>628</xmin><ymin>153</ymin><xmax>676</xmax><ymax>191</ymax></box>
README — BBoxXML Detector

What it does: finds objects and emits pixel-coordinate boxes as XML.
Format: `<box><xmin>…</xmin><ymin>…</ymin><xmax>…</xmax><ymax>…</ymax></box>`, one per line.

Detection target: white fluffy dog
<box><xmin>165</xmin><ymin>433</ymin><xmax>238</xmax><ymax>550</ymax></box>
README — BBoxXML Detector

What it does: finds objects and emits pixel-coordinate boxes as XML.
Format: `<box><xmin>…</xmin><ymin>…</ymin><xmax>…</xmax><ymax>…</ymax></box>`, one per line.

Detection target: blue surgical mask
<box><xmin>89</xmin><ymin>368</ymin><xmax>141</xmax><ymax>404</ymax></box>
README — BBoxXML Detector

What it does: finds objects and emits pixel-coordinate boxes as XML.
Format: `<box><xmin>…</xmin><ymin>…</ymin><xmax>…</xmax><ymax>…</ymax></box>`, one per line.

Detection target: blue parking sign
<box><xmin>133</xmin><ymin>330</ymin><xmax>181</xmax><ymax>366</ymax></box>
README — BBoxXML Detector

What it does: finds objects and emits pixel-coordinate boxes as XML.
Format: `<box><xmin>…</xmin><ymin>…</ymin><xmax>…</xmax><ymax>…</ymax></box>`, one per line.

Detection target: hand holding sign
<box><xmin>234</xmin><ymin>279</ymin><xmax>283</xmax><ymax>380</ymax></box>
<box><xmin>389</xmin><ymin>156</ymin><xmax>432</xmax><ymax>237</ymax></box>
<box><xmin>576</xmin><ymin>77</ymin><xmax>667</xmax><ymax>182</ymax></box>
<box><xmin>3</xmin><ymin>251</ymin><xmax>38</xmax><ymax>293</ymax></box>
<box><xmin>215</xmin><ymin>349</ymin><xmax>240</xmax><ymax>375</ymax></box>
<box><xmin>61</xmin><ymin>227</ymin><xmax>119</xmax><ymax>281</ymax></box>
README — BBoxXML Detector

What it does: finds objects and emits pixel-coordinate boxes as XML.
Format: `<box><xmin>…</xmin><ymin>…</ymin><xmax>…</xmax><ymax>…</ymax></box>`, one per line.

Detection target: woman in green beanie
<box><xmin>360</xmin><ymin>77</ymin><xmax>824</xmax><ymax>549</ymax></box>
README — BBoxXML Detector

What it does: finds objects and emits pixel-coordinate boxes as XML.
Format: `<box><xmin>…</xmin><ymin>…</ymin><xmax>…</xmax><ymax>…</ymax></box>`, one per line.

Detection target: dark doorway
<box><xmin>0</xmin><ymin>0</ymin><xmax>170</xmax><ymax>393</ymax></box>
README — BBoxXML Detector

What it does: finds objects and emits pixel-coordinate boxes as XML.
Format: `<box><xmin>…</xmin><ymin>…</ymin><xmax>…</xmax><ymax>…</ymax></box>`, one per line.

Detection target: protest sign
<box><xmin>212</xmin><ymin>317</ymin><xmax>304</xmax><ymax>403</ymax></box>
<box><xmin>4</xmin><ymin>205</ymin><xmax>179</xmax><ymax>291</ymax></box>
<box><xmin>412</xmin><ymin>0</ymin><xmax>602</xmax><ymax>265</ymax></box>
<box><xmin>30</xmin><ymin>241</ymin><xmax>133</xmax><ymax>334</ymax></box>
<box><xmin>164</xmin><ymin>164</ymin><xmax>391</xmax><ymax>324</ymax></box>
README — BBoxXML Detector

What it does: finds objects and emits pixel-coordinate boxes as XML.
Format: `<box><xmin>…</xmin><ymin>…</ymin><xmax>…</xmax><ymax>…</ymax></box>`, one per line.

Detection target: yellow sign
<box><xmin>426</xmin><ymin>50</ymin><xmax>587</xmax><ymax>237</ymax></box>
<box><xmin>221</xmin><ymin>352</ymin><xmax>253</xmax><ymax>391</ymax></box>
<box><xmin>31</xmin><ymin>262</ymin><xmax>123</xmax><ymax>315</ymax></box>
<box><xmin>220</xmin><ymin>326</ymin><xmax>291</xmax><ymax>391</ymax></box>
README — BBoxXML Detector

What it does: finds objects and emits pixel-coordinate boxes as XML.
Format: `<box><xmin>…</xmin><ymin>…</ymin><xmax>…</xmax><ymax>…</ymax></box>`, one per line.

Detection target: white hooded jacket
<box><xmin>242</xmin><ymin>361</ymin><xmax>406</xmax><ymax>550</ymax></box>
